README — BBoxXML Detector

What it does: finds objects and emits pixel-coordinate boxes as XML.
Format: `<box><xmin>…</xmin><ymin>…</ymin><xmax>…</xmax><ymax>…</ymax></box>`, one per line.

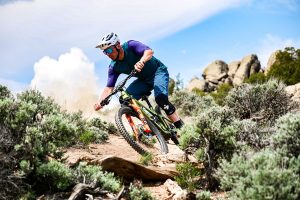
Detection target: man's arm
<box><xmin>135</xmin><ymin>49</ymin><xmax>154</xmax><ymax>72</ymax></box>
<box><xmin>94</xmin><ymin>86</ymin><xmax>114</xmax><ymax>111</ymax></box>
<box><xmin>128</xmin><ymin>40</ymin><xmax>154</xmax><ymax>72</ymax></box>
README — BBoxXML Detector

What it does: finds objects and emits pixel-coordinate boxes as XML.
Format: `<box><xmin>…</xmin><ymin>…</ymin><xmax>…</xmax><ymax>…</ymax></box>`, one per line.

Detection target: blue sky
<box><xmin>0</xmin><ymin>0</ymin><xmax>299</xmax><ymax>101</ymax></box>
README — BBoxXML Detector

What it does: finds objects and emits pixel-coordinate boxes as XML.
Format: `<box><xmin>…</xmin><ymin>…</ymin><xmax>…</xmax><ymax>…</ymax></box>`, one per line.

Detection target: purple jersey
<box><xmin>106</xmin><ymin>40</ymin><xmax>151</xmax><ymax>87</ymax></box>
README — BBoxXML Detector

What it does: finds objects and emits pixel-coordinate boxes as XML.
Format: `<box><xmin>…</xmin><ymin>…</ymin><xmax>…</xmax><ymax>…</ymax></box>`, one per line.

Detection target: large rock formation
<box><xmin>186</xmin><ymin>54</ymin><xmax>261</xmax><ymax>92</ymax></box>
<box><xmin>232</xmin><ymin>54</ymin><xmax>261</xmax><ymax>85</ymax></box>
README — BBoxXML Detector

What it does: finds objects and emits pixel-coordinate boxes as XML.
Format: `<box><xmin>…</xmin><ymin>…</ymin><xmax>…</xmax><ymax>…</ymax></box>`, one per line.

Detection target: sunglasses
<box><xmin>103</xmin><ymin>46</ymin><xmax>114</xmax><ymax>55</ymax></box>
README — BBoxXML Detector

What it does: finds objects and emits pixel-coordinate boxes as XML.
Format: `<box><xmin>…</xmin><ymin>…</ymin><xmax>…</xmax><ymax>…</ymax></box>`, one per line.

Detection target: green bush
<box><xmin>217</xmin><ymin>150</ymin><xmax>300</xmax><ymax>200</ymax></box>
<box><xmin>210</xmin><ymin>83</ymin><xmax>233</xmax><ymax>106</ymax></box>
<box><xmin>225</xmin><ymin>79</ymin><xmax>292</xmax><ymax>125</ymax></box>
<box><xmin>0</xmin><ymin>85</ymin><xmax>12</xmax><ymax>99</ymax></box>
<box><xmin>174</xmin><ymin>162</ymin><xmax>201</xmax><ymax>192</ymax></box>
<box><xmin>267</xmin><ymin>47</ymin><xmax>300</xmax><ymax>85</ymax></box>
<box><xmin>272</xmin><ymin>113</ymin><xmax>300</xmax><ymax>158</ymax></box>
<box><xmin>75</xmin><ymin>162</ymin><xmax>121</xmax><ymax>193</ymax></box>
<box><xmin>196</xmin><ymin>191</ymin><xmax>211</xmax><ymax>200</ymax></box>
<box><xmin>169</xmin><ymin>77</ymin><xmax>175</xmax><ymax>95</ymax></box>
<box><xmin>178</xmin><ymin>106</ymin><xmax>237</xmax><ymax>189</ymax></box>
<box><xmin>128</xmin><ymin>182</ymin><xmax>155</xmax><ymax>200</ymax></box>
<box><xmin>191</xmin><ymin>88</ymin><xmax>206</xmax><ymax>97</ymax></box>
<box><xmin>36</xmin><ymin>160</ymin><xmax>75</xmax><ymax>191</ymax></box>
<box><xmin>89</xmin><ymin>117</ymin><xmax>117</xmax><ymax>135</ymax></box>
<box><xmin>170</xmin><ymin>90</ymin><xmax>217</xmax><ymax>116</ymax></box>
<box><xmin>0</xmin><ymin>87</ymin><xmax>113</xmax><ymax>198</ymax></box>
<box><xmin>244</xmin><ymin>72</ymin><xmax>267</xmax><ymax>84</ymax></box>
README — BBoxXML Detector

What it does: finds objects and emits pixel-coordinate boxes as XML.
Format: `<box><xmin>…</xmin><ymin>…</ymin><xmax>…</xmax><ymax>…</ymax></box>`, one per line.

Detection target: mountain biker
<box><xmin>94</xmin><ymin>32</ymin><xmax>184</xmax><ymax>129</ymax></box>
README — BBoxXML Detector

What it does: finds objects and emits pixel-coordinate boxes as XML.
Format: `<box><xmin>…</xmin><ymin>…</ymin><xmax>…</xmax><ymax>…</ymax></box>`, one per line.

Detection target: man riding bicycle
<box><xmin>94</xmin><ymin>32</ymin><xmax>184</xmax><ymax>129</ymax></box>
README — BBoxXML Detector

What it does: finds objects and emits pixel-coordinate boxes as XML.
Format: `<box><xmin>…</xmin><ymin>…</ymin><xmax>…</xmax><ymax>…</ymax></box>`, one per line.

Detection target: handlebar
<box><xmin>100</xmin><ymin>69</ymin><xmax>137</xmax><ymax>107</ymax></box>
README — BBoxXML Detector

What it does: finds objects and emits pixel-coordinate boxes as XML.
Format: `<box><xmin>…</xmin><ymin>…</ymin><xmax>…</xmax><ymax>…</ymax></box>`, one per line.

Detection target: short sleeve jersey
<box><xmin>106</xmin><ymin>40</ymin><xmax>166</xmax><ymax>87</ymax></box>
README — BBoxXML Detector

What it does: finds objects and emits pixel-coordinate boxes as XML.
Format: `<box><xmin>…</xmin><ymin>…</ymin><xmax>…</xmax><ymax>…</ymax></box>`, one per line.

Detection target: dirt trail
<box><xmin>65</xmin><ymin>133</ymin><xmax>187</xmax><ymax>199</ymax></box>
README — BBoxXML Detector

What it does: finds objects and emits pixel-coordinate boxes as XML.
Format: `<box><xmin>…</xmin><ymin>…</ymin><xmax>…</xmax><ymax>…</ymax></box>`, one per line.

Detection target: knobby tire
<box><xmin>115</xmin><ymin>106</ymin><xmax>168</xmax><ymax>155</ymax></box>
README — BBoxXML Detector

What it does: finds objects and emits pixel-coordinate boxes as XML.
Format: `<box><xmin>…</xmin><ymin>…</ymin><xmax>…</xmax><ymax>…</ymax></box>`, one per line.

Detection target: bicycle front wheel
<box><xmin>115</xmin><ymin>106</ymin><xmax>168</xmax><ymax>155</ymax></box>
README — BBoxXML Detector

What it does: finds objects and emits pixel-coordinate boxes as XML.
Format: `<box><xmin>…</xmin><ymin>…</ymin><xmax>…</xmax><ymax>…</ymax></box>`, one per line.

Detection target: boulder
<box><xmin>186</xmin><ymin>77</ymin><xmax>208</xmax><ymax>92</ymax></box>
<box><xmin>285</xmin><ymin>82</ymin><xmax>300</xmax><ymax>103</ymax></box>
<box><xmin>202</xmin><ymin>60</ymin><xmax>228</xmax><ymax>82</ymax></box>
<box><xmin>265</xmin><ymin>50</ymin><xmax>280</xmax><ymax>75</ymax></box>
<box><xmin>228</xmin><ymin>61</ymin><xmax>241</xmax><ymax>78</ymax></box>
<box><xmin>93</xmin><ymin>156</ymin><xmax>178</xmax><ymax>181</ymax></box>
<box><xmin>233</xmin><ymin>54</ymin><xmax>261</xmax><ymax>85</ymax></box>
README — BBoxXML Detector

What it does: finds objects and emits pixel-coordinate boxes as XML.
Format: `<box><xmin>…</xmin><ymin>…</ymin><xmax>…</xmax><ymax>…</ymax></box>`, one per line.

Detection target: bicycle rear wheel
<box><xmin>115</xmin><ymin>106</ymin><xmax>168</xmax><ymax>155</ymax></box>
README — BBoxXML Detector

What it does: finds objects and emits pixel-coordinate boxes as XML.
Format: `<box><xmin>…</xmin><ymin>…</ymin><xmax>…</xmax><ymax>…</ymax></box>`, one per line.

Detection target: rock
<box><xmin>93</xmin><ymin>156</ymin><xmax>178</xmax><ymax>181</ymax></box>
<box><xmin>233</xmin><ymin>54</ymin><xmax>261</xmax><ymax>85</ymax></box>
<box><xmin>202</xmin><ymin>60</ymin><xmax>228</xmax><ymax>82</ymax></box>
<box><xmin>228</xmin><ymin>61</ymin><xmax>240</xmax><ymax>78</ymax></box>
<box><xmin>285</xmin><ymin>83</ymin><xmax>300</xmax><ymax>103</ymax></box>
<box><xmin>265</xmin><ymin>50</ymin><xmax>280</xmax><ymax>75</ymax></box>
<box><xmin>186</xmin><ymin>77</ymin><xmax>208</xmax><ymax>92</ymax></box>
<box><xmin>164</xmin><ymin>179</ymin><xmax>188</xmax><ymax>200</ymax></box>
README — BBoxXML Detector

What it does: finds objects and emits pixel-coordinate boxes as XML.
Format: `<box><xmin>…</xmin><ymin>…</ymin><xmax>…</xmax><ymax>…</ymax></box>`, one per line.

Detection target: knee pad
<box><xmin>155</xmin><ymin>94</ymin><xmax>176</xmax><ymax>115</ymax></box>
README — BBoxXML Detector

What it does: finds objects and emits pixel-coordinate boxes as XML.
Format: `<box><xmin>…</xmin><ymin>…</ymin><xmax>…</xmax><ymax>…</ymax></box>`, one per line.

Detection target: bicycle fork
<box><xmin>125</xmin><ymin>99</ymin><xmax>152</xmax><ymax>141</ymax></box>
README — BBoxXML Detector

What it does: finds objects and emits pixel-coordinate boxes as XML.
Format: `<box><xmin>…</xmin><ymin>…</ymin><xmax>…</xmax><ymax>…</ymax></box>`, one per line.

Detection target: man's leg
<box><xmin>153</xmin><ymin>67</ymin><xmax>184</xmax><ymax>129</ymax></box>
<box><xmin>126</xmin><ymin>79</ymin><xmax>152</xmax><ymax>100</ymax></box>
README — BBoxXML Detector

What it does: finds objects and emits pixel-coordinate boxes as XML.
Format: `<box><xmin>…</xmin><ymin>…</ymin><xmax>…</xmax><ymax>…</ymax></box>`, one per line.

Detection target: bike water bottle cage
<box><xmin>155</xmin><ymin>94</ymin><xmax>176</xmax><ymax>115</ymax></box>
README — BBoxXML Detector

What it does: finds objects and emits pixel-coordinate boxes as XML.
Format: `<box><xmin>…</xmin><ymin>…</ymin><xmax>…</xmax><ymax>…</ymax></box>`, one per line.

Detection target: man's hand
<box><xmin>94</xmin><ymin>103</ymin><xmax>102</xmax><ymax>111</ymax></box>
<box><xmin>134</xmin><ymin>60</ymin><xmax>145</xmax><ymax>72</ymax></box>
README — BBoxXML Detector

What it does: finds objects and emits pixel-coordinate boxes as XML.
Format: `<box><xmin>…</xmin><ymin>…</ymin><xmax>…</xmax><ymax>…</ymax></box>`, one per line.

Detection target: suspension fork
<box><xmin>128</xmin><ymin>99</ymin><xmax>152</xmax><ymax>134</ymax></box>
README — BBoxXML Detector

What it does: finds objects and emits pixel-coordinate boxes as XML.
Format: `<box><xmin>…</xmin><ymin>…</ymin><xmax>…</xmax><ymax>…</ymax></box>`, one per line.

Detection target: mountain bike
<box><xmin>100</xmin><ymin>70</ymin><xmax>179</xmax><ymax>155</ymax></box>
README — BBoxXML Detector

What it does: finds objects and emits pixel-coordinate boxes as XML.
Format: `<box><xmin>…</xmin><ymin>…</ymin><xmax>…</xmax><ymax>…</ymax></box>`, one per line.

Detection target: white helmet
<box><xmin>95</xmin><ymin>32</ymin><xmax>120</xmax><ymax>50</ymax></box>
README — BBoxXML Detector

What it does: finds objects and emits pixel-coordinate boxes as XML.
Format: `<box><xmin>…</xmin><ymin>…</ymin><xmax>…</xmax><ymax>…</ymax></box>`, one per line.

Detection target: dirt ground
<box><xmin>65</xmin><ymin>131</ymin><xmax>226</xmax><ymax>199</ymax></box>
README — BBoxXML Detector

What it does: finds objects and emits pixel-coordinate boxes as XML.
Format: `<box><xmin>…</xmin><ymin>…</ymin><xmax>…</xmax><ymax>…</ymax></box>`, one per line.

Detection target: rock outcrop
<box><xmin>265</xmin><ymin>50</ymin><xmax>280</xmax><ymax>75</ymax></box>
<box><xmin>285</xmin><ymin>82</ymin><xmax>300</xmax><ymax>103</ymax></box>
<box><xmin>187</xmin><ymin>54</ymin><xmax>261</xmax><ymax>91</ymax></box>
<box><xmin>232</xmin><ymin>54</ymin><xmax>261</xmax><ymax>85</ymax></box>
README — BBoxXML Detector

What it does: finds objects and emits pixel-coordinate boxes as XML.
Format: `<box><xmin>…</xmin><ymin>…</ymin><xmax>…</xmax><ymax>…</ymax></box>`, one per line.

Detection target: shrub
<box><xmin>210</xmin><ymin>83</ymin><xmax>233</xmax><ymax>106</ymax></box>
<box><xmin>267</xmin><ymin>47</ymin><xmax>300</xmax><ymax>85</ymax></box>
<box><xmin>196</xmin><ymin>191</ymin><xmax>211</xmax><ymax>200</ymax></box>
<box><xmin>128</xmin><ymin>182</ymin><xmax>155</xmax><ymax>200</ymax></box>
<box><xmin>191</xmin><ymin>88</ymin><xmax>206</xmax><ymax>97</ymax></box>
<box><xmin>272</xmin><ymin>112</ymin><xmax>300</xmax><ymax>158</ymax></box>
<box><xmin>178</xmin><ymin>106</ymin><xmax>237</xmax><ymax>189</ymax></box>
<box><xmin>170</xmin><ymin>90</ymin><xmax>216</xmax><ymax>116</ymax></box>
<box><xmin>225</xmin><ymin>79</ymin><xmax>292</xmax><ymax>125</ymax></box>
<box><xmin>75</xmin><ymin>162</ymin><xmax>121</xmax><ymax>193</ymax></box>
<box><xmin>244</xmin><ymin>72</ymin><xmax>267</xmax><ymax>84</ymax></box>
<box><xmin>232</xmin><ymin>119</ymin><xmax>269</xmax><ymax>150</ymax></box>
<box><xmin>174</xmin><ymin>162</ymin><xmax>201</xmax><ymax>192</ymax></box>
<box><xmin>216</xmin><ymin>150</ymin><xmax>300</xmax><ymax>200</ymax></box>
<box><xmin>0</xmin><ymin>85</ymin><xmax>12</xmax><ymax>99</ymax></box>
<box><xmin>36</xmin><ymin>160</ymin><xmax>75</xmax><ymax>191</ymax></box>
<box><xmin>0</xmin><ymin>87</ymin><xmax>113</xmax><ymax>198</ymax></box>
<box><xmin>169</xmin><ymin>77</ymin><xmax>175</xmax><ymax>95</ymax></box>
<box><xmin>89</xmin><ymin>117</ymin><xmax>117</xmax><ymax>135</ymax></box>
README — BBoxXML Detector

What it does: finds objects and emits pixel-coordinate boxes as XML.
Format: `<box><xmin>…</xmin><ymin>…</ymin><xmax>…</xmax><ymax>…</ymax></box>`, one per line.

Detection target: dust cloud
<box><xmin>31</xmin><ymin>48</ymin><xmax>101</xmax><ymax>117</ymax></box>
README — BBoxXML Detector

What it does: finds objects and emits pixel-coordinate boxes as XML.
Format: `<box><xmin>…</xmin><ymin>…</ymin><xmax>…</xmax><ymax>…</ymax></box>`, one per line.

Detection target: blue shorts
<box><xmin>126</xmin><ymin>66</ymin><xmax>169</xmax><ymax>99</ymax></box>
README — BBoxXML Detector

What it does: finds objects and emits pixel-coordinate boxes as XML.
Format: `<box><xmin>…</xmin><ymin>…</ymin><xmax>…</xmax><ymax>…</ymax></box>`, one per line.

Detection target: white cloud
<box><xmin>30</xmin><ymin>47</ymin><xmax>101</xmax><ymax>115</ymax></box>
<box><xmin>257</xmin><ymin>34</ymin><xmax>300</xmax><ymax>68</ymax></box>
<box><xmin>0</xmin><ymin>0</ymin><xmax>243</xmax><ymax>76</ymax></box>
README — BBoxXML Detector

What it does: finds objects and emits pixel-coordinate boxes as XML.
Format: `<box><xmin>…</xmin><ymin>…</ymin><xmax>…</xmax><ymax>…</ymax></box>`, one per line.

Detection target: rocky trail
<box><xmin>64</xmin><ymin>134</ymin><xmax>198</xmax><ymax>199</ymax></box>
